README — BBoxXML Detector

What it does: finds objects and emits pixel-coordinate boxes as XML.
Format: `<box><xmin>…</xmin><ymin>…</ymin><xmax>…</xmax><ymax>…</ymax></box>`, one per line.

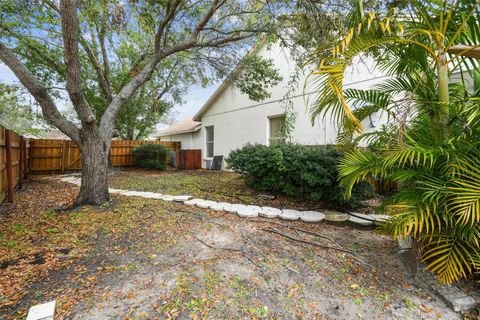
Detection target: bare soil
<box><xmin>0</xmin><ymin>173</ymin><xmax>462</xmax><ymax>319</ymax></box>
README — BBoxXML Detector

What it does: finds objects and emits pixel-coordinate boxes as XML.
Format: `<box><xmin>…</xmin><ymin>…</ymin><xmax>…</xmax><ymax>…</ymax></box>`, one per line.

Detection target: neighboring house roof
<box><xmin>40</xmin><ymin>129</ymin><xmax>70</xmax><ymax>140</ymax></box>
<box><xmin>155</xmin><ymin>118</ymin><xmax>201</xmax><ymax>137</ymax></box>
<box><xmin>193</xmin><ymin>40</ymin><xmax>267</xmax><ymax>122</ymax></box>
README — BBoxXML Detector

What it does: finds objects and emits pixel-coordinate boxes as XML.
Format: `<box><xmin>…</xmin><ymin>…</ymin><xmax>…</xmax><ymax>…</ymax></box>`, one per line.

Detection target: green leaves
<box><xmin>339</xmin><ymin>127</ymin><xmax>480</xmax><ymax>283</ymax></box>
<box><xmin>423</xmin><ymin>234</ymin><xmax>479</xmax><ymax>284</ymax></box>
<box><xmin>234</xmin><ymin>56</ymin><xmax>283</xmax><ymax>102</ymax></box>
<box><xmin>308</xmin><ymin>0</ymin><xmax>480</xmax><ymax>137</ymax></box>
<box><xmin>226</xmin><ymin>143</ymin><xmax>373</xmax><ymax>207</ymax></box>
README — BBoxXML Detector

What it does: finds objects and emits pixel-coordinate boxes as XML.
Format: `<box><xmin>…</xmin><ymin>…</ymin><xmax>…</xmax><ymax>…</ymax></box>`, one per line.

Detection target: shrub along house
<box><xmin>156</xmin><ymin>41</ymin><xmax>390</xmax><ymax>169</ymax></box>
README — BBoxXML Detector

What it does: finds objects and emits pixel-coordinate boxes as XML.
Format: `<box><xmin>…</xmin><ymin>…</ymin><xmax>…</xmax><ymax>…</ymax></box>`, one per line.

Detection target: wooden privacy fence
<box><xmin>0</xmin><ymin>127</ymin><xmax>30</xmax><ymax>203</ymax></box>
<box><xmin>29</xmin><ymin>139</ymin><xmax>181</xmax><ymax>174</ymax></box>
<box><xmin>1</xmin><ymin>123</ymin><xmax>181</xmax><ymax>203</ymax></box>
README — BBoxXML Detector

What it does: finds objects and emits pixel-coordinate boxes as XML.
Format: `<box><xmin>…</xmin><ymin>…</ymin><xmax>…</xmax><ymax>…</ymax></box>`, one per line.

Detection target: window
<box><xmin>269</xmin><ymin>115</ymin><xmax>286</xmax><ymax>144</ymax></box>
<box><xmin>205</xmin><ymin>126</ymin><xmax>214</xmax><ymax>158</ymax></box>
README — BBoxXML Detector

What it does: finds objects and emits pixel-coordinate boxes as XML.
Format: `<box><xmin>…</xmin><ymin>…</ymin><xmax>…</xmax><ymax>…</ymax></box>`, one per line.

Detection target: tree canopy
<box><xmin>0</xmin><ymin>0</ymin><xmax>283</xmax><ymax>205</ymax></box>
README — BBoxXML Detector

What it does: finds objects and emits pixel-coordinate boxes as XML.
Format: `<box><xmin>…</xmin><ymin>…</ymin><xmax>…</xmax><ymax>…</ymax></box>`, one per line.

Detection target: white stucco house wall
<box><xmin>156</xmin><ymin>118</ymin><xmax>203</xmax><ymax>149</ymax></box>
<box><xmin>156</xmin><ymin>41</ymin><xmax>390</xmax><ymax>169</ymax></box>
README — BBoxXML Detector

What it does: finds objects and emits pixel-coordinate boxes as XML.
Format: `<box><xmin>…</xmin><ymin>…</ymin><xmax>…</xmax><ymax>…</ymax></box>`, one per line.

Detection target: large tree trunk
<box><xmin>75</xmin><ymin>128</ymin><xmax>111</xmax><ymax>206</ymax></box>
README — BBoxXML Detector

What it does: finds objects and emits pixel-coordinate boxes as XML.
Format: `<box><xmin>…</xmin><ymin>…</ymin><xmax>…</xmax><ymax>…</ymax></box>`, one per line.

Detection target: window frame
<box><xmin>267</xmin><ymin>114</ymin><xmax>287</xmax><ymax>144</ymax></box>
<box><xmin>205</xmin><ymin>125</ymin><xmax>214</xmax><ymax>159</ymax></box>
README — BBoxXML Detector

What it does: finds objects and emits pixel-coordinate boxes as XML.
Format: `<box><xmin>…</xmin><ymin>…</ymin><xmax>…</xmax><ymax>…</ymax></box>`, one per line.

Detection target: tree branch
<box><xmin>155</xmin><ymin>0</ymin><xmax>183</xmax><ymax>52</ymax></box>
<box><xmin>99</xmin><ymin>0</ymin><xmax>254</xmax><ymax>140</ymax></box>
<box><xmin>0</xmin><ymin>42</ymin><xmax>80</xmax><ymax>142</ymax></box>
<box><xmin>0</xmin><ymin>24</ymin><xmax>65</xmax><ymax>76</ymax></box>
<box><xmin>60</xmin><ymin>0</ymin><xmax>96</xmax><ymax>124</ymax></box>
<box><xmin>79</xmin><ymin>36</ymin><xmax>113</xmax><ymax>102</ymax></box>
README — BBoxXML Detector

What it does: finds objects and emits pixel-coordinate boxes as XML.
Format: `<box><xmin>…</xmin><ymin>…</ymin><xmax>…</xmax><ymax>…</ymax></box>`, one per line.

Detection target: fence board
<box><xmin>0</xmin><ymin>127</ymin><xmax>22</xmax><ymax>203</ymax></box>
<box><xmin>28</xmin><ymin>139</ymin><xmax>181</xmax><ymax>174</ymax></box>
<box><xmin>0</xmin><ymin>127</ymin><xmax>6</xmax><ymax>203</ymax></box>
<box><xmin>176</xmin><ymin>149</ymin><xmax>202</xmax><ymax>170</ymax></box>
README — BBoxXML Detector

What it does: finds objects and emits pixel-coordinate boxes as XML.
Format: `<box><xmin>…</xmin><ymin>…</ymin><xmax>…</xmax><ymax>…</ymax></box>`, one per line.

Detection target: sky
<box><xmin>1</xmin><ymin>62</ymin><xmax>218</xmax><ymax>128</ymax></box>
<box><xmin>171</xmin><ymin>83</ymin><xmax>218</xmax><ymax>123</ymax></box>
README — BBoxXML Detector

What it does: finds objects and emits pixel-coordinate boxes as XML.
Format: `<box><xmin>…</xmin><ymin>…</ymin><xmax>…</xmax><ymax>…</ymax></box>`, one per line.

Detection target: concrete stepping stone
<box><xmin>324</xmin><ymin>211</ymin><xmax>349</xmax><ymax>223</ymax></box>
<box><xmin>237</xmin><ymin>206</ymin><xmax>259</xmax><ymax>218</ymax></box>
<box><xmin>108</xmin><ymin>188</ymin><xmax>123</xmax><ymax>194</ymax></box>
<box><xmin>246</xmin><ymin>205</ymin><xmax>262</xmax><ymax>212</ymax></box>
<box><xmin>279</xmin><ymin>209</ymin><xmax>303</xmax><ymax>221</ymax></box>
<box><xmin>138</xmin><ymin>192</ymin><xmax>160</xmax><ymax>198</ymax></box>
<box><xmin>226</xmin><ymin>204</ymin><xmax>246</xmax><ymax>214</ymax></box>
<box><xmin>211</xmin><ymin>202</ymin><xmax>232</xmax><ymax>211</ymax></box>
<box><xmin>196</xmin><ymin>200</ymin><xmax>217</xmax><ymax>209</ymax></box>
<box><xmin>300</xmin><ymin>211</ymin><xmax>325</xmax><ymax>223</ymax></box>
<box><xmin>148</xmin><ymin>193</ymin><xmax>165</xmax><ymax>200</ymax></box>
<box><xmin>184</xmin><ymin>198</ymin><xmax>204</xmax><ymax>206</ymax></box>
<box><xmin>348</xmin><ymin>212</ymin><xmax>374</xmax><ymax>220</ymax></box>
<box><xmin>348</xmin><ymin>215</ymin><xmax>374</xmax><ymax>226</ymax></box>
<box><xmin>173</xmin><ymin>195</ymin><xmax>193</xmax><ymax>202</ymax></box>
<box><xmin>371</xmin><ymin>214</ymin><xmax>391</xmax><ymax>226</ymax></box>
<box><xmin>259</xmin><ymin>207</ymin><xmax>282</xmax><ymax>218</ymax></box>
<box><xmin>120</xmin><ymin>190</ymin><xmax>144</xmax><ymax>196</ymax></box>
<box><xmin>370</xmin><ymin>214</ymin><xmax>391</xmax><ymax>222</ymax></box>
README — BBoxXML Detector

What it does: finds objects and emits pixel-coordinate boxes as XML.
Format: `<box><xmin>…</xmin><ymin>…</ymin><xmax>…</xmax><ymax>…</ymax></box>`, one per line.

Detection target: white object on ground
<box><xmin>173</xmin><ymin>195</ymin><xmax>193</xmax><ymax>202</ymax></box>
<box><xmin>26</xmin><ymin>300</ymin><xmax>56</xmax><ymax>320</ymax></box>
<box><xmin>160</xmin><ymin>195</ymin><xmax>174</xmax><ymax>201</ymax></box>
<box><xmin>211</xmin><ymin>202</ymin><xmax>231</xmax><ymax>211</ymax></box>
<box><xmin>324</xmin><ymin>211</ymin><xmax>350</xmax><ymax>222</ymax></box>
<box><xmin>246</xmin><ymin>205</ymin><xmax>261</xmax><ymax>212</ymax></box>
<box><xmin>108</xmin><ymin>188</ymin><xmax>123</xmax><ymax>194</ymax></box>
<box><xmin>138</xmin><ymin>192</ymin><xmax>160</xmax><ymax>198</ymax></box>
<box><xmin>226</xmin><ymin>204</ymin><xmax>246</xmax><ymax>213</ymax></box>
<box><xmin>348</xmin><ymin>212</ymin><xmax>374</xmax><ymax>220</ymax></box>
<box><xmin>259</xmin><ymin>207</ymin><xmax>282</xmax><ymax>218</ymax></box>
<box><xmin>279</xmin><ymin>209</ymin><xmax>303</xmax><ymax>221</ymax></box>
<box><xmin>348</xmin><ymin>215</ymin><xmax>374</xmax><ymax>226</ymax></box>
<box><xmin>196</xmin><ymin>200</ymin><xmax>217</xmax><ymax>209</ymax></box>
<box><xmin>184</xmin><ymin>198</ymin><xmax>204</xmax><ymax>206</ymax></box>
<box><xmin>237</xmin><ymin>206</ymin><xmax>259</xmax><ymax>218</ymax></box>
<box><xmin>370</xmin><ymin>214</ymin><xmax>391</xmax><ymax>224</ymax></box>
<box><xmin>148</xmin><ymin>193</ymin><xmax>165</xmax><ymax>200</ymax></box>
<box><xmin>119</xmin><ymin>190</ymin><xmax>144</xmax><ymax>196</ymax></box>
<box><xmin>300</xmin><ymin>211</ymin><xmax>325</xmax><ymax>223</ymax></box>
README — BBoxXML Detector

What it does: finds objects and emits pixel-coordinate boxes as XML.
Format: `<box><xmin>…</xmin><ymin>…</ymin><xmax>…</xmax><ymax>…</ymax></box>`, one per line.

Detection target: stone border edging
<box><xmin>59</xmin><ymin>175</ymin><xmax>389</xmax><ymax>227</ymax></box>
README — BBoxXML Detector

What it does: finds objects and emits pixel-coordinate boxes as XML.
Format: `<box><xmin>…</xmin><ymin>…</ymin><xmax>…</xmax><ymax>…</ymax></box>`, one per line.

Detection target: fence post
<box><xmin>5</xmin><ymin>129</ymin><xmax>14</xmax><ymax>202</ymax></box>
<box><xmin>18</xmin><ymin>136</ymin><xmax>24</xmax><ymax>189</ymax></box>
<box><xmin>61</xmin><ymin>140</ymin><xmax>67</xmax><ymax>174</ymax></box>
<box><xmin>23</xmin><ymin>139</ymin><xmax>28</xmax><ymax>178</ymax></box>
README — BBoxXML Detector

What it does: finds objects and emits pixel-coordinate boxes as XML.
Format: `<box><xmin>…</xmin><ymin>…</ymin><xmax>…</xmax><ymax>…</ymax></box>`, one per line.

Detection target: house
<box><xmin>156</xmin><ymin>118</ymin><xmax>202</xmax><ymax>149</ymax></box>
<box><xmin>156</xmin><ymin>41</ymin><xmax>390</xmax><ymax>169</ymax></box>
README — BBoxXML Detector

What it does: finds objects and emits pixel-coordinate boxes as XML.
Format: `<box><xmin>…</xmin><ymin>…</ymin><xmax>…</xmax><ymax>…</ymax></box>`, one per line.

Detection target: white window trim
<box><xmin>204</xmin><ymin>125</ymin><xmax>214</xmax><ymax>160</ymax></box>
<box><xmin>267</xmin><ymin>114</ymin><xmax>286</xmax><ymax>145</ymax></box>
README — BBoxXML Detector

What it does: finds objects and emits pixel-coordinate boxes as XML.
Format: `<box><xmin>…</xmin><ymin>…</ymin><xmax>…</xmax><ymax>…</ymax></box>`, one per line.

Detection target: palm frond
<box><xmin>423</xmin><ymin>234</ymin><xmax>478</xmax><ymax>284</ymax></box>
<box><xmin>338</xmin><ymin>149</ymin><xmax>384</xmax><ymax>197</ymax></box>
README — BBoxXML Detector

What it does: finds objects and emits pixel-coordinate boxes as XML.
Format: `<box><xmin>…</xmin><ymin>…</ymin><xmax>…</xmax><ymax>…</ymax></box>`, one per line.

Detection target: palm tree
<box><xmin>308</xmin><ymin>0</ymin><xmax>480</xmax><ymax>284</ymax></box>
<box><xmin>310</xmin><ymin>0</ymin><xmax>479</xmax><ymax>138</ymax></box>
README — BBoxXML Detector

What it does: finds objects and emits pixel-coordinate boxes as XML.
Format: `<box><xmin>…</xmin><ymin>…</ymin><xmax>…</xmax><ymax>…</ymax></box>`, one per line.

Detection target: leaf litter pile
<box><xmin>1</xmin><ymin>173</ymin><xmax>460</xmax><ymax>319</ymax></box>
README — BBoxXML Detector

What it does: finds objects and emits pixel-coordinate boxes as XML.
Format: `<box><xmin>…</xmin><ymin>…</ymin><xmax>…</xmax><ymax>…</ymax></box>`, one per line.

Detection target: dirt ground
<box><xmin>0</xmin><ymin>173</ymin><xmax>463</xmax><ymax>319</ymax></box>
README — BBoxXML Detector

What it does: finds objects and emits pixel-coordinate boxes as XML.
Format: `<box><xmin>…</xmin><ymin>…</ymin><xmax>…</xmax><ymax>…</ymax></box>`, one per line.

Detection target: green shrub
<box><xmin>132</xmin><ymin>144</ymin><xmax>168</xmax><ymax>170</ymax></box>
<box><xmin>226</xmin><ymin>143</ymin><xmax>373</xmax><ymax>208</ymax></box>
